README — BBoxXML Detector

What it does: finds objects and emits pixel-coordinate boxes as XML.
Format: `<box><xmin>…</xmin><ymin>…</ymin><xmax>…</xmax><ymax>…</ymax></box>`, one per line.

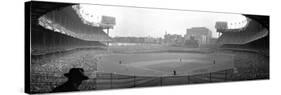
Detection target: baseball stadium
<box><xmin>26</xmin><ymin>1</ymin><xmax>269</xmax><ymax>94</ymax></box>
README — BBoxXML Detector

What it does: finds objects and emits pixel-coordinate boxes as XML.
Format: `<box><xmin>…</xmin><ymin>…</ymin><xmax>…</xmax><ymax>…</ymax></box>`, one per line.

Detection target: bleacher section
<box><xmin>216</xmin><ymin>15</ymin><xmax>269</xmax><ymax>56</ymax></box>
<box><xmin>215</xmin><ymin>15</ymin><xmax>269</xmax><ymax>82</ymax></box>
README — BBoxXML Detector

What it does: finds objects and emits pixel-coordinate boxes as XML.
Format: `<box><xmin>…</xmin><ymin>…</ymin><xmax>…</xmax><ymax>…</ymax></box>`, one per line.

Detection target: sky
<box><xmin>78</xmin><ymin>4</ymin><xmax>247</xmax><ymax>38</ymax></box>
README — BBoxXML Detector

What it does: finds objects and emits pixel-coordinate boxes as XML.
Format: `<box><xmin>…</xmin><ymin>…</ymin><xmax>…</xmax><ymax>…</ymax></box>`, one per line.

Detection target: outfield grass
<box><xmin>97</xmin><ymin>52</ymin><xmax>234</xmax><ymax>77</ymax></box>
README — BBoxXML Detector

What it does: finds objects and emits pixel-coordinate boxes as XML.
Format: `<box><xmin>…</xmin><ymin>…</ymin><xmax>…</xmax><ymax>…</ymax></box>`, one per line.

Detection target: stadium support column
<box><xmin>107</xmin><ymin>28</ymin><xmax>110</xmax><ymax>46</ymax></box>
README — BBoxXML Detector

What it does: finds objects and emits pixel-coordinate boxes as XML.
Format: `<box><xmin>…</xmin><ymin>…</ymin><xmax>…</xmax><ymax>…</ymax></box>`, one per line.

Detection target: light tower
<box><xmin>100</xmin><ymin>16</ymin><xmax>116</xmax><ymax>46</ymax></box>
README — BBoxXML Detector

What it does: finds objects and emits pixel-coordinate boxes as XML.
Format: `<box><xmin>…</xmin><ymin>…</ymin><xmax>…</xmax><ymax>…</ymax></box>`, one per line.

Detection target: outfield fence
<box><xmin>95</xmin><ymin>69</ymin><xmax>234</xmax><ymax>90</ymax></box>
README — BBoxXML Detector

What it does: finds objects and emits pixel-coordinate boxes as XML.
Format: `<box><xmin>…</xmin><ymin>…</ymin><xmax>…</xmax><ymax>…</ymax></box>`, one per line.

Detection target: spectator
<box><xmin>173</xmin><ymin>70</ymin><xmax>177</xmax><ymax>75</ymax></box>
<box><xmin>52</xmin><ymin>68</ymin><xmax>89</xmax><ymax>92</ymax></box>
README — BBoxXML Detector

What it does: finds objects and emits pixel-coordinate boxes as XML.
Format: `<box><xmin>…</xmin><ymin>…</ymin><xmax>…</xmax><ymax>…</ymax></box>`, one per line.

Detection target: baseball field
<box><xmin>96</xmin><ymin>52</ymin><xmax>234</xmax><ymax>77</ymax></box>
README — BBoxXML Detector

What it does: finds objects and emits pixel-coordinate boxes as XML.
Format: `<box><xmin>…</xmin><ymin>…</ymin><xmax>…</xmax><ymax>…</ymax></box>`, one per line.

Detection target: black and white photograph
<box><xmin>25</xmin><ymin>1</ymin><xmax>269</xmax><ymax>94</ymax></box>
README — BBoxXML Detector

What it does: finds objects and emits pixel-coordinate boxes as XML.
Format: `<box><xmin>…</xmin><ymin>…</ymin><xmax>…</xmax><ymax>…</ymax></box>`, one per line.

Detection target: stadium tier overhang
<box><xmin>29</xmin><ymin>1</ymin><xmax>74</xmax><ymax>24</ymax></box>
<box><xmin>29</xmin><ymin>1</ymin><xmax>112</xmax><ymax>42</ymax></box>
<box><xmin>216</xmin><ymin>15</ymin><xmax>269</xmax><ymax>45</ymax></box>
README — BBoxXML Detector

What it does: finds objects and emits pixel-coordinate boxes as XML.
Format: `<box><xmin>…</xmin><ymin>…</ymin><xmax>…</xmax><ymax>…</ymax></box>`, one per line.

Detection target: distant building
<box><xmin>163</xmin><ymin>33</ymin><xmax>184</xmax><ymax>46</ymax></box>
<box><xmin>184</xmin><ymin>36</ymin><xmax>199</xmax><ymax>48</ymax></box>
<box><xmin>184</xmin><ymin>27</ymin><xmax>212</xmax><ymax>47</ymax></box>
